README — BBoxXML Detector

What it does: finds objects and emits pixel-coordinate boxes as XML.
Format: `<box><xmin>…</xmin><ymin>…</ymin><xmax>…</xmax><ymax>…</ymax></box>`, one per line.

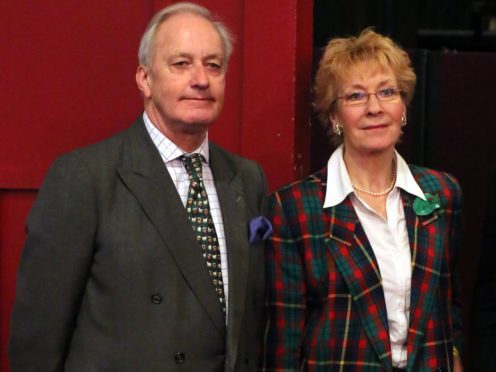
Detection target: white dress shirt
<box><xmin>143</xmin><ymin>113</ymin><xmax>229</xmax><ymax>316</ymax></box>
<box><xmin>323</xmin><ymin>145</ymin><xmax>426</xmax><ymax>368</ymax></box>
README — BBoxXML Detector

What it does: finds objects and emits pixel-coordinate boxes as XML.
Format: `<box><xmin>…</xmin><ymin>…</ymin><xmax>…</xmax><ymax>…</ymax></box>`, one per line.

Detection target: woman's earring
<box><xmin>401</xmin><ymin>115</ymin><xmax>407</xmax><ymax>127</ymax></box>
<box><xmin>333</xmin><ymin>123</ymin><xmax>343</xmax><ymax>136</ymax></box>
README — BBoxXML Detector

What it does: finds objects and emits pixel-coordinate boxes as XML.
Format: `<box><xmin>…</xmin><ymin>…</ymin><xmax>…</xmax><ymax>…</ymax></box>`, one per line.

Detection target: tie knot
<box><xmin>181</xmin><ymin>154</ymin><xmax>204</xmax><ymax>181</ymax></box>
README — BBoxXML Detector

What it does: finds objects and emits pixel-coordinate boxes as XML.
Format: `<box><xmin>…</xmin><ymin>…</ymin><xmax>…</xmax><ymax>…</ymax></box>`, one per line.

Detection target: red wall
<box><xmin>0</xmin><ymin>1</ymin><xmax>313</xmax><ymax>370</ymax></box>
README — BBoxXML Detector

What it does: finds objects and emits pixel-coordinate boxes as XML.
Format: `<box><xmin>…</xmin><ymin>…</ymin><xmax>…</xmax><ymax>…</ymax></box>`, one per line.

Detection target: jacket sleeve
<box><xmin>8</xmin><ymin>152</ymin><xmax>97</xmax><ymax>372</ymax></box>
<box><xmin>445</xmin><ymin>173</ymin><xmax>464</xmax><ymax>354</ymax></box>
<box><xmin>259</xmin><ymin>191</ymin><xmax>306</xmax><ymax>371</ymax></box>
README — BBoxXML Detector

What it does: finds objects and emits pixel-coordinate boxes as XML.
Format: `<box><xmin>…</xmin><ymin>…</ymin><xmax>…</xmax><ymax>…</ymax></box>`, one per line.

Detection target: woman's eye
<box><xmin>379</xmin><ymin>87</ymin><xmax>397</xmax><ymax>97</ymax></box>
<box><xmin>346</xmin><ymin>92</ymin><xmax>366</xmax><ymax>101</ymax></box>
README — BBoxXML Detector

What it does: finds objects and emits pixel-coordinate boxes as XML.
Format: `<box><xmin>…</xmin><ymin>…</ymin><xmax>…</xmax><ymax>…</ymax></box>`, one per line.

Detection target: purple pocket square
<box><xmin>248</xmin><ymin>216</ymin><xmax>273</xmax><ymax>244</ymax></box>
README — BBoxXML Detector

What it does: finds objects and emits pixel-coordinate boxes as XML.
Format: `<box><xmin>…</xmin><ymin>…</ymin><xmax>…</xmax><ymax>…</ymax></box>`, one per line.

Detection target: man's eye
<box><xmin>173</xmin><ymin>61</ymin><xmax>189</xmax><ymax>67</ymax></box>
<box><xmin>206</xmin><ymin>62</ymin><xmax>222</xmax><ymax>70</ymax></box>
<box><xmin>378</xmin><ymin>87</ymin><xmax>398</xmax><ymax>97</ymax></box>
<box><xmin>345</xmin><ymin>92</ymin><xmax>366</xmax><ymax>101</ymax></box>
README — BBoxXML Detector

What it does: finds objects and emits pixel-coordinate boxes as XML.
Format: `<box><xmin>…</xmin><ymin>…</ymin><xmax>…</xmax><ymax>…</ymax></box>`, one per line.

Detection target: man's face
<box><xmin>137</xmin><ymin>13</ymin><xmax>226</xmax><ymax>136</ymax></box>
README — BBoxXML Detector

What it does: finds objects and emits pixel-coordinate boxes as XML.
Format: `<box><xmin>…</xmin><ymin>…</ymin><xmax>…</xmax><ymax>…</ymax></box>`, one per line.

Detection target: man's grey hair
<box><xmin>138</xmin><ymin>2</ymin><xmax>234</xmax><ymax>68</ymax></box>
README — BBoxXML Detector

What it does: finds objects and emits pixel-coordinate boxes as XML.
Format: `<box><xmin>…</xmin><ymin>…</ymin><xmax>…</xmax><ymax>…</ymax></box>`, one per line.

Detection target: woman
<box><xmin>260</xmin><ymin>29</ymin><xmax>463</xmax><ymax>371</ymax></box>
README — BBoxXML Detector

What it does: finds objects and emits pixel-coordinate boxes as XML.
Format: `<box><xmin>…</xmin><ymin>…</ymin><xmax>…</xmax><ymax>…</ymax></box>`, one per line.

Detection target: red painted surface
<box><xmin>0</xmin><ymin>1</ymin><xmax>149</xmax><ymax>190</ymax></box>
<box><xmin>0</xmin><ymin>1</ymin><xmax>313</xmax><ymax>370</ymax></box>
<box><xmin>241</xmin><ymin>0</ymin><xmax>312</xmax><ymax>190</ymax></box>
<box><xmin>0</xmin><ymin>191</ymin><xmax>37</xmax><ymax>372</ymax></box>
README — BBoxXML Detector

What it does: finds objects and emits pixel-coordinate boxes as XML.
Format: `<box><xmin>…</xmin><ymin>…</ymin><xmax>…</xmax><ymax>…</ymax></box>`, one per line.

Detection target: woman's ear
<box><xmin>329</xmin><ymin>111</ymin><xmax>337</xmax><ymax>126</ymax></box>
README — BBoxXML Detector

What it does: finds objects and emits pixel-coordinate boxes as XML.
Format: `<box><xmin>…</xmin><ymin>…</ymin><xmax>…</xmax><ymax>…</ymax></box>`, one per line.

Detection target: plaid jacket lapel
<box><xmin>401</xmin><ymin>189</ymin><xmax>444</xmax><ymax>371</ymax></box>
<box><xmin>325</xmin><ymin>195</ymin><xmax>393</xmax><ymax>371</ymax></box>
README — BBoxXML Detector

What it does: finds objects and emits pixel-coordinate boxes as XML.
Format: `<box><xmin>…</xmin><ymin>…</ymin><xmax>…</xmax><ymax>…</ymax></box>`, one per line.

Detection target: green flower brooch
<box><xmin>413</xmin><ymin>193</ymin><xmax>440</xmax><ymax>216</ymax></box>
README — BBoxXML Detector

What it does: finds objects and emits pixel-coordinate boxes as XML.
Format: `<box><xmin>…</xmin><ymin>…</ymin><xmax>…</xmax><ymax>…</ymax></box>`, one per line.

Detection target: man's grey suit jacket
<box><xmin>9</xmin><ymin>117</ymin><xmax>268</xmax><ymax>371</ymax></box>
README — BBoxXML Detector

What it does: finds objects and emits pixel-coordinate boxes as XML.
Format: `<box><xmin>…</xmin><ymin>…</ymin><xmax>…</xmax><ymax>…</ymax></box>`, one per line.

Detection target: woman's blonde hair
<box><xmin>313</xmin><ymin>28</ymin><xmax>416</xmax><ymax>141</ymax></box>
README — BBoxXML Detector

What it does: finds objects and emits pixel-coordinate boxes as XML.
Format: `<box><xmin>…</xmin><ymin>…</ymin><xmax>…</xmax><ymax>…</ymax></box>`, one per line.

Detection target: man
<box><xmin>9</xmin><ymin>2</ymin><xmax>267</xmax><ymax>371</ymax></box>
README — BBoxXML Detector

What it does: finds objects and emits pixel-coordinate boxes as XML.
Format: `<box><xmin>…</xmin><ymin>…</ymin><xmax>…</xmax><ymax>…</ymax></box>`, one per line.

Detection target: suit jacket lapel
<box><xmin>402</xmin><ymin>191</ymin><xmax>443</xmax><ymax>371</ymax></box>
<box><xmin>116</xmin><ymin>120</ymin><xmax>226</xmax><ymax>336</ymax></box>
<box><xmin>209</xmin><ymin>144</ymin><xmax>249</xmax><ymax>369</ymax></box>
<box><xmin>325</xmin><ymin>195</ymin><xmax>393</xmax><ymax>371</ymax></box>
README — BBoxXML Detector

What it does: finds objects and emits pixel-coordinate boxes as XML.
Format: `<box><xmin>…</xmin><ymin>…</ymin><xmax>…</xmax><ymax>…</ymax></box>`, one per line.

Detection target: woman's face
<box><xmin>330</xmin><ymin>62</ymin><xmax>405</xmax><ymax>156</ymax></box>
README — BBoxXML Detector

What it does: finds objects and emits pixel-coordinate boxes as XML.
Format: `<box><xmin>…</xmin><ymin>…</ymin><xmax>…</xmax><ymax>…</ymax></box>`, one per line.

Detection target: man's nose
<box><xmin>191</xmin><ymin>65</ymin><xmax>209</xmax><ymax>88</ymax></box>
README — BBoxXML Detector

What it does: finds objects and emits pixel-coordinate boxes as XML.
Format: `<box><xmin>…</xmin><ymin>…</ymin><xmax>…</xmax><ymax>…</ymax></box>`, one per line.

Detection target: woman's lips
<box><xmin>362</xmin><ymin>124</ymin><xmax>388</xmax><ymax>130</ymax></box>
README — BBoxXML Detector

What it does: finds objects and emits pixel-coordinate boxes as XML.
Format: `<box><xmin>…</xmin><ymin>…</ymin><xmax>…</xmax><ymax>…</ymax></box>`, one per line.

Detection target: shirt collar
<box><xmin>323</xmin><ymin>145</ymin><xmax>425</xmax><ymax>208</ymax></box>
<box><xmin>395</xmin><ymin>150</ymin><xmax>425</xmax><ymax>200</ymax></box>
<box><xmin>323</xmin><ymin>145</ymin><xmax>354</xmax><ymax>208</ymax></box>
<box><xmin>143</xmin><ymin>112</ymin><xmax>210</xmax><ymax>164</ymax></box>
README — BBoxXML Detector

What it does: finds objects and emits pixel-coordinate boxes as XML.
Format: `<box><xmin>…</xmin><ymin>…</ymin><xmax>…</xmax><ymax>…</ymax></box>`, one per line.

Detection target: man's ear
<box><xmin>136</xmin><ymin>65</ymin><xmax>152</xmax><ymax>98</ymax></box>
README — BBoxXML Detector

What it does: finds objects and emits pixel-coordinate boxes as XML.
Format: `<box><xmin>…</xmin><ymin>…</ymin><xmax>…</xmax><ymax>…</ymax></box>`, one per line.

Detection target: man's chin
<box><xmin>178</xmin><ymin>119</ymin><xmax>215</xmax><ymax>134</ymax></box>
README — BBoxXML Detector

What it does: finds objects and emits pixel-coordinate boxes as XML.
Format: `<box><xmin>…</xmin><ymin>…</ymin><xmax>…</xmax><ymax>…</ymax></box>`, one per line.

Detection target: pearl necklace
<box><xmin>351</xmin><ymin>166</ymin><xmax>397</xmax><ymax>197</ymax></box>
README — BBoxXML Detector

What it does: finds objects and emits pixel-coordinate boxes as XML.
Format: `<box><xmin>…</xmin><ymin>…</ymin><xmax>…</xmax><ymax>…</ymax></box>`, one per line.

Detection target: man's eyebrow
<box><xmin>204</xmin><ymin>53</ymin><xmax>223</xmax><ymax>59</ymax></box>
<box><xmin>168</xmin><ymin>52</ymin><xmax>223</xmax><ymax>61</ymax></box>
<box><xmin>169</xmin><ymin>52</ymin><xmax>192</xmax><ymax>59</ymax></box>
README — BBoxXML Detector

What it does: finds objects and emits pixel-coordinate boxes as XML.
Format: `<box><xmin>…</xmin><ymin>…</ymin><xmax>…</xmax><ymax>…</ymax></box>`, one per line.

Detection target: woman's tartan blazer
<box><xmin>259</xmin><ymin>165</ymin><xmax>463</xmax><ymax>372</ymax></box>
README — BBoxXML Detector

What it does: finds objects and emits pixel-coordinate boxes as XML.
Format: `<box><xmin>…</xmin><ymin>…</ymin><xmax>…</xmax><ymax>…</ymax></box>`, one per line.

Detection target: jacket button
<box><xmin>150</xmin><ymin>293</ymin><xmax>162</xmax><ymax>304</ymax></box>
<box><xmin>174</xmin><ymin>352</ymin><xmax>185</xmax><ymax>364</ymax></box>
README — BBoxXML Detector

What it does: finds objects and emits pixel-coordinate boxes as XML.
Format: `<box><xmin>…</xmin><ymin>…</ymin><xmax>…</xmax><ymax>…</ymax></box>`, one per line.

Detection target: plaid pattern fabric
<box><xmin>259</xmin><ymin>165</ymin><xmax>463</xmax><ymax>372</ymax></box>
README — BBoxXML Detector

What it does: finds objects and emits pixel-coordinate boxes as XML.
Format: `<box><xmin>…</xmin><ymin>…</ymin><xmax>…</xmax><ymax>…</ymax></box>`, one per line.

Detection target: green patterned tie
<box><xmin>181</xmin><ymin>154</ymin><xmax>226</xmax><ymax>316</ymax></box>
